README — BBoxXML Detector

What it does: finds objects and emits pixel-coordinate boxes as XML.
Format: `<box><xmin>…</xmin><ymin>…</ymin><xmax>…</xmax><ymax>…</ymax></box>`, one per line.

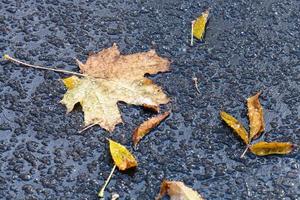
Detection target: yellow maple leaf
<box><xmin>60</xmin><ymin>44</ymin><xmax>170</xmax><ymax>132</ymax></box>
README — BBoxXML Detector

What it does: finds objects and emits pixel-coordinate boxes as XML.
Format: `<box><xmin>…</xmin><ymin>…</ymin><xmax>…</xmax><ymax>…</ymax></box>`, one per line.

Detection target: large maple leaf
<box><xmin>60</xmin><ymin>44</ymin><xmax>170</xmax><ymax>132</ymax></box>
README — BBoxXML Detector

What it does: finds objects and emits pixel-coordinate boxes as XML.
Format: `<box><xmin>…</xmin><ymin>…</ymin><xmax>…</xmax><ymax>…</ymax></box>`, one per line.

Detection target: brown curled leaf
<box><xmin>250</xmin><ymin>141</ymin><xmax>294</xmax><ymax>156</ymax></box>
<box><xmin>132</xmin><ymin>111</ymin><xmax>170</xmax><ymax>147</ymax></box>
<box><xmin>247</xmin><ymin>92</ymin><xmax>265</xmax><ymax>140</ymax></box>
<box><xmin>220</xmin><ymin>111</ymin><xmax>249</xmax><ymax>144</ymax></box>
<box><xmin>156</xmin><ymin>180</ymin><xmax>204</xmax><ymax>200</ymax></box>
<box><xmin>109</xmin><ymin>139</ymin><xmax>137</xmax><ymax>170</ymax></box>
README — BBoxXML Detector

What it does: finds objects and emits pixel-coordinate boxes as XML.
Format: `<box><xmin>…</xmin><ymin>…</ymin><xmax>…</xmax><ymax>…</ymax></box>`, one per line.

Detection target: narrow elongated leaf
<box><xmin>250</xmin><ymin>141</ymin><xmax>293</xmax><ymax>156</ymax></box>
<box><xmin>132</xmin><ymin>111</ymin><xmax>170</xmax><ymax>147</ymax></box>
<box><xmin>193</xmin><ymin>9</ymin><xmax>209</xmax><ymax>40</ymax></box>
<box><xmin>156</xmin><ymin>180</ymin><xmax>204</xmax><ymax>200</ymax></box>
<box><xmin>109</xmin><ymin>139</ymin><xmax>137</xmax><ymax>170</ymax></box>
<box><xmin>247</xmin><ymin>92</ymin><xmax>265</xmax><ymax>140</ymax></box>
<box><xmin>220</xmin><ymin>111</ymin><xmax>249</xmax><ymax>144</ymax></box>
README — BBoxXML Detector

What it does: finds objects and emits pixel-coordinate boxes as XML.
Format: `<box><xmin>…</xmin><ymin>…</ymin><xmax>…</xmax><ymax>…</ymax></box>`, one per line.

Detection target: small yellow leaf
<box><xmin>250</xmin><ymin>141</ymin><xmax>294</xmax><ymax>156</ymax></box>
<box><xmin>156</xmin><ymin>180</ymin><xmax>204</xmax><ymax>200</ymax></box>
<box><xmin>109</xmin><ymin>139</ymin><xmax>137</xmax><ymax>170</ymax></box>
<box><xmin>220</xmin><ymin>111</ymin><xmax>249</xmax><ymax>144</ymax></box>
<box><xmin>247</xmin><ymin>92</ymin><xmax>265</xmax><ymax>140</ymax></box>
<box><xmin>132</xmin><ymin>111</ymin><xmax>170</xmax><ymax>147</ymax></box>
<box><xmin>193</xmin><ymin>9</ymin><xmax>209</xmax><ymax>40</ymax></box>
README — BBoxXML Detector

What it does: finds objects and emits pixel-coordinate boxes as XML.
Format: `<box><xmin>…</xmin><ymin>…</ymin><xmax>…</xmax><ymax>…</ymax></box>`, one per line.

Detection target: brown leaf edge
<box><xmin>155</xmin><ymin>180</ymin><xmax>169</xmax><ymax>200</ymax></box>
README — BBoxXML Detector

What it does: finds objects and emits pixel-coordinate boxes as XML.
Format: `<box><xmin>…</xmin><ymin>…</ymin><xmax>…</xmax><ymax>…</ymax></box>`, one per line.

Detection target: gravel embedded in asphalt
<box><xmin>0</xmin><ymin>0</ymin><xmax>299</xmax><ymax>199</ymax></box>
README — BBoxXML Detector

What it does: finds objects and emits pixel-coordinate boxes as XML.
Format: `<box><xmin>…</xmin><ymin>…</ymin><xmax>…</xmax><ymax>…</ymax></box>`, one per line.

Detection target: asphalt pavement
<box><xmin>0</xmin><ymin>0</ymin><xmax>299</xmax><ymax>199</ymax></box>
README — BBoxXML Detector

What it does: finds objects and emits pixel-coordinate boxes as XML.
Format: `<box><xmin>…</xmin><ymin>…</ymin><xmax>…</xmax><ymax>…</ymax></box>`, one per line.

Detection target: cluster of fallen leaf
<box><xmin>4</xmin><ymin>43</ymin><xmax>204</xmax><ymax>199</ymax></box>
<box><xmin>2</xmin><ymin>8</ymin><xmax>295</xmax><ymax>200</ymax></box>
<box><xmin>60</xmin><ymin>44</ymin><xmax>178</xmax><ymax>198</ymax></box>
<box><xmin>62</xmin><ymin>45</ymin><xmax>204</xmax><ymax>199</ymax></box>
<box><xmin>221</xmin><ymin>92</ymin><xmax>294</xmax><ymax>157</ymax></box>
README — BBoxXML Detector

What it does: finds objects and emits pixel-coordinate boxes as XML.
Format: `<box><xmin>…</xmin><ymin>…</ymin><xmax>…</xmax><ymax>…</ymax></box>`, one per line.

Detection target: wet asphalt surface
<box><xmin>0</xmin><ymin>0</ymin><xmax>300</xmax><ymax>199</ymax></box>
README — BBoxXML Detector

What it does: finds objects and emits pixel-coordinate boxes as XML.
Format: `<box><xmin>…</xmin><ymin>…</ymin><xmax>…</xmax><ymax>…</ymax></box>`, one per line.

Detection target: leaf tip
<box><xmin>220</xmin><ymin>110</ymin><xmax>225</xmax><ymax>116</ymax></box>
<box><xmin>75</xmin><ymin>58</ymin><xmax>84</xmax><ymax>67</ymax></box>
<box><xmin>203</xmin><ymin>8</ymin><xmax>210</xmax><ymax>16</ymax></box>
<box><xmin>132</xmin><ymin>130</ymin><xmax>140</xmax><ymax>147</ymax></box>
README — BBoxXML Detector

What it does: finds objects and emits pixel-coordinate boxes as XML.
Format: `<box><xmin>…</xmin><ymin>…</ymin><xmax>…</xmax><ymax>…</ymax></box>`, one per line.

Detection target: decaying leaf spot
<box><xmin>193</xmin><ymin>9</ymin><xmax>209</xmax><ymax>40</ymax></box>
<box><xmin>62</xmin><ymin>76</ymin><xmax>80</xmax><ymax>90</ymax></box>
<box><xmin>132</xmin><ymin>111</ymin><xmax>170</xmax><ymax>147</ymax></box>
<box><xmin>220</xmin><ymin>111</ymin><xmax>249</xmax><ymax>144</ymax></box>
<box><xmin>250</xmin><ymin>141</ymin><xmax>294</xmax><ymax>156</ymax></box>
<box><xmin>247</xmin><ymin>92</ymin><xmax>265</xmax><ymax>140</ymax></box>
<box><xmin>156</xmin><ymin>180</ymin><xmax>204</xmax><ymax>200</ymax></box>
<box><xmin>60</xmin><ymin>44</ymin><xmax>170</xmax><ymax>132</ymax></box>
<box><xmin>109</xmin><ymin>139</ymin><xmax>137</xmax><ymax>170</ymax></box>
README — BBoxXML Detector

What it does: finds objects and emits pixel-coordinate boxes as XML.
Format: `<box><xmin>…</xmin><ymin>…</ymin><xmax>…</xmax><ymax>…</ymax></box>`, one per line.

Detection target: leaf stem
<box><xmin>192</xmin><ymin>73</ymin><xmax>200</xmax><ymax>95</ymax></box>
<box><xmin>98</xmin><ymin>164</ymin><xmax>117</xmax><ymax>198</ymax></box>
<box><xmin>240</xmin><ymin>144</ymin><xmax>250</xmax><ymax>158</ymax></box>
<box><xmin>3</xmin><ymin>54</ymin><xmax>86</xmax><ymax>77</ymax></box>
<box><xmin>78</xmin><ymin>123</ymin><xmax>97</xmax><ymax>133</ymax></box>
<box><xmin>191</xmin><ymin>20</ymin><xmax>195</xmax><ymax>46</ymax></box>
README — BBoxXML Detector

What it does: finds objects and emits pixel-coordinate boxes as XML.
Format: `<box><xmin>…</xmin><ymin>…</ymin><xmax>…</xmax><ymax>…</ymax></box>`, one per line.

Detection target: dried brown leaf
<box><xmin>156</xmin><ymin>180</ymin><xmax>204</xmax><ymax>200</ymax></box>
<box><xmin>132</xmin><ymin>111</ymin><xmax>170</xmax><ymax>146</ymax></box>
<box><xmin>77</xmin><ymin>43</ymin><xmax>170</xmax><ymax>79</ymax></box>
<box><xmin>247</xmin><ymin>92</ymin><xmax>265</xmax><ymax>140</ymax></box>
<box><xmin>61</xmin><ymin>44</ymin><xmax>170</xmax><ymax>132</ymax></box>
<box><xmin>250</xmin><ymin>141</ymin><xmax>294</xmax><ymax>156</ymax></box>
<box><xmin>220</xmin><ymin>111</ymin><xmax>249</xmax><ymax>144</ymax></box>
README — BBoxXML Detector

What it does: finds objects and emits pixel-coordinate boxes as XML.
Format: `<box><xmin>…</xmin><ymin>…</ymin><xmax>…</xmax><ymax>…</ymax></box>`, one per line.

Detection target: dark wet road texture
<box><xmin>0</xmin><ymin>0</ymin><xmax>299</xmax><ymax>199</ymax></box>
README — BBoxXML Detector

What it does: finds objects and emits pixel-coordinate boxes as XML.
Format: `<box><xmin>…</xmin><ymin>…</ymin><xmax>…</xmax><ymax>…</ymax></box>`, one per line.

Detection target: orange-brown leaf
<box><xmin>156</xmin><ymin>180</ymin><xmax>204</xmax><ymax>200</ymax></box>
<box><xmin>247</xmin><ymin>92</ymin><xmax>265</xmax><ymax>140</ymax></box>
<box><xmin>77</xmin><ymin>43</ymin><xmax>170</xmax><ymax>79</ymax></box>
<box><xmin>250</xmin><ymin>141</ymin><xmax>294</xmax><ymax>156</ymax></box>
<box><xmin>109</xmin><ymin>139</ymin><xmax>137</xmax><ymax>170</ymax></box>
<box><xmin>220</xmin><ymin>111</ymin><xmax>249</xmax><ymax>144</ymax></box>
<box><xmin>133</xmin><ymin>111</ymin><xmax>170</xmax><ymax>146</ymax></box>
